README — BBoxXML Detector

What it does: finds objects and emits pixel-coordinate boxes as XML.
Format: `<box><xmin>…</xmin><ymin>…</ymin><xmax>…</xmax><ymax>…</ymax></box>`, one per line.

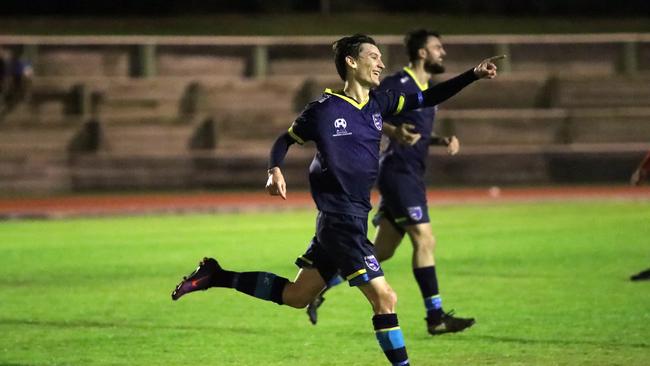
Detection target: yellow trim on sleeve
<box><xmin>299</xmin><ymin>255</ymin><xmax>313</xmax><ymax>265</ymax></box>
<box><xmin>403</xmin><ymin>66</ymin><xmax>429</xmax><ymax>91</ymax></box>
<box><xmin>393</xmin><ymin>95</ymin><xmax>405</xmax><ymax>115</ymax></box>
<box><xmin>346</xmin><ymin>269</ymin><xmax>367</xmax><ymax>280</ymax></box>
<box><xmin>287</xmin><ymin>126</ymin><xmax>305</xmax><ymax>145</ymax></box>
<box><xmin>324</xmin><ymin>88</ymin><xmax>369</xmax><ymax>110</ymax></box>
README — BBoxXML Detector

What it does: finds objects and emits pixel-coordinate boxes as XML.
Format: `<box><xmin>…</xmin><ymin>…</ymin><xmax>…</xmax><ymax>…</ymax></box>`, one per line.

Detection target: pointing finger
<box><xmin>486</xmin><ymin>55</ymin><xmax>507</xmax><ymax>62</ymax></box>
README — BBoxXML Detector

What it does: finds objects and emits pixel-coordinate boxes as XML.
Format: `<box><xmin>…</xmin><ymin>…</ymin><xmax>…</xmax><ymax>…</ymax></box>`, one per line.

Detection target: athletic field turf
<box><xmin>1</xmin><ymin>201</ymin><xmax>648</xmax><ymax>365</ymax></box>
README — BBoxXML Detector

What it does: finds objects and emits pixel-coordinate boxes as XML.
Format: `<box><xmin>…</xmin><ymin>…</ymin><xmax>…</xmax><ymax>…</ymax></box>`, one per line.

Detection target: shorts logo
<box><xmin>372</xmin><ymin>113</ymin><xmax>382</xmax><ymax>130</ymax></box>
<box><xmin>407</xmin><ymin>206</ymin><xmax>423</xmax><ymax>221</ymax></box>
<box><xmin>364</xmin><ymin>255</ymin><xmax>381</xmax><ymax>272</ymax></box>
<box><xmin>333</xmin><ymin>118</ymin><xmax>352</xmax><ymax>137</ymax></box>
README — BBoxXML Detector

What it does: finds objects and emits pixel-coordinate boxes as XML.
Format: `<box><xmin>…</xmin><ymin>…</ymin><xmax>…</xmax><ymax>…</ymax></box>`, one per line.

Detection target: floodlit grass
<box><xmin>1</xmin><ymin>201</ymin><xmax>649</xmax><ymax>365</ymax></box>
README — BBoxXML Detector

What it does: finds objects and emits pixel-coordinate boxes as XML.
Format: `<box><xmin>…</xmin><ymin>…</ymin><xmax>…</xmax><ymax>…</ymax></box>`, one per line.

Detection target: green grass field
<box><xmin>1</xmin><ymin>201</ymin><xmax>649</xmax><ymax>365</ymax></box>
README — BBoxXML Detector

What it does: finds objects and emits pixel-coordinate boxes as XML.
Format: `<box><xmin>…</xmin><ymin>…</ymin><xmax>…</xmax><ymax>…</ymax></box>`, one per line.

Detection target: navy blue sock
<box><xmin>213</xmin><ymin>270</ymin><xmax>288</xmax><ymax>305</ymax></box>
<box><xmin>413</xmin><ymin>266</ymin><xmax>443</xmax><ymax>323</ymax></box>
<box><xmin>372</xmin><ymin>313</ymin><xmax>410</xmax><ymax>366</ymax></box>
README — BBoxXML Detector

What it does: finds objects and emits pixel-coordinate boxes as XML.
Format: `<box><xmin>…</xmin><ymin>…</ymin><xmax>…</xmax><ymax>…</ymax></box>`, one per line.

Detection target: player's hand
<box><xmin>445</xmin><ymin>135</ymin><xmax>460</xmax><ymax>155</ymax></box>
<box><xmin>266</xmin><ymin>167</ymin><xmax>287</xmax><ymax>199</ymax></box>
<box><xmin>473</xmin><ymin>55</ymin><xmax>506</xmax><ymax>79</ymax></box>
<box><xmin>395</xmin><ymin>123</ymin><xmax>422</xmax><ymax>146</ymax></box>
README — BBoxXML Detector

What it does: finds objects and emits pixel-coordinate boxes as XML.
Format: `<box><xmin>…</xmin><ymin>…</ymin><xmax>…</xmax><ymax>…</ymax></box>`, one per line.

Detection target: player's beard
<box><xmin>424</xmin><ymin>61</ymin><xmax>445</xmax><ymax>74</ymax></box>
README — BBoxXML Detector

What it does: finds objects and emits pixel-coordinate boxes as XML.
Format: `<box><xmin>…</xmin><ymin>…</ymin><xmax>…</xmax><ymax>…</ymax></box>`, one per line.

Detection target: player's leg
<box><xmin>171</xmin><ymin>257</ymin><xmax>325</xmax><ymax>307</ymax></box>
<box><xmin>404</xmin><ymin>223</ymin><xmax>475</xmax><ymax>335</ymax></box>
<box><xmin>305</xmin><ymin>273</ymin><xmax>343</xmax><ymax>325</ymax></box>
<box><xmin>312</xmin><ymin>211</ymin><xmax>411</xmax><ymax>365</ymax></box>
<box><xmin>358</xmin><ymin>277</ymin><xmax>410</xmax><ymax>366</ymax></box>
<box><xmin>171</xmin><ymin>257</ymin><xmax>289</xmax><ymax>304</ymax></box>
<box><xmin>374</xmin><ymin>216</ymin><xmax>406</xmax><ymax>262</ymax></box>
<box><xmin>282</xmin><ymin>267</ymin><xmax>327</xmax><ymax>308</ymax></box>
<box><xmin>305</xmin><ymin>204</ymin><xmax>406</xmax><ymax>325</ymax></box>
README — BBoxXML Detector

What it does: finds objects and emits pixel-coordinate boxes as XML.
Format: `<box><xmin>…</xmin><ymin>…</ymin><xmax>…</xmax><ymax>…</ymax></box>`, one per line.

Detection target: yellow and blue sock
<box><xmin>413</xmin><ymin>266</ymin><xmax>443</xmax><ymax>324</ymax></box>
<box><xmin>372</xmin><ymin>313</ymin><xmax>410</xmax><ymax>366</ymax></box>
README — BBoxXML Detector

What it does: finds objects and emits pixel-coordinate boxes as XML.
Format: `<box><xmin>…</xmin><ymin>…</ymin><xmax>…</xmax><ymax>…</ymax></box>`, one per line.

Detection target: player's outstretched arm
<box><xmin>266</xmin><ymin>132</ymin><xmax>295</xmax><ymax>199</ymax></box>
<box><xmin>400</xmin><ymin>55</ymin><xmax>507</xmax><ymax>112</ymax></box>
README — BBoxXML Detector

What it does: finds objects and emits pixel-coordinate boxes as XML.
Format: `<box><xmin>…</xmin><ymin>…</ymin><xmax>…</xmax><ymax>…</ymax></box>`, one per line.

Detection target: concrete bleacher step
<box><xmin>437</xmin><ymin>107</ymin><xmax>650</xmax><ymax>146</ymax></box>
<box><xmin>553</xmin><ymin>76</ymin><xmax>650</xmax><ymax>108</ymax></box>
<box><xmin>99</xmin><ymin>122</ymin><xmax>199</xmax><ymax>156</ymax></box>
<box><xmin>567</xmin><ymin>107</ymin><xmax>650</xmax><ymax>143</ymax></box>
<box><xmin>442</xmin><ymin>75</ymin><xmax>551</xmax><ymax>109</ymax></box>
<box><xmin>214</xmin><ymin>110</ymin><xmax>296</xmax><ymax>141</ymax></box>
<box><xmin>0</xmin><ymin>125</ymin><xmax>80</xmax><ymax>158</ymax></box>
<box><xmin>437</xmin><ymin>109</ymin><xmax>569</xmax><ymax>145</ymax></box>
<box><xmin>202</xmin><ymin>78</ymin><xmax>304</xmax><ymax>113</ymax></box>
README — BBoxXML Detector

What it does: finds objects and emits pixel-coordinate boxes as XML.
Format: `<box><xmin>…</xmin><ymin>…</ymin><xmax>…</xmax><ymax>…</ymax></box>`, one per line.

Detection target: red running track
<box><xmin>0</xmin><ymin>185</ymin><xmax>649</xmax><ymax>219</ymax></box>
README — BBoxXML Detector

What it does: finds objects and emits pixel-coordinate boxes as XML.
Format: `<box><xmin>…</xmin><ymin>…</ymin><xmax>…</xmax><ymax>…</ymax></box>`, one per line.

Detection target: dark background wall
<box><xmin>2</xmin><ymin>0</ymin><xmax>649</xmax><ymax>16</ymax></box>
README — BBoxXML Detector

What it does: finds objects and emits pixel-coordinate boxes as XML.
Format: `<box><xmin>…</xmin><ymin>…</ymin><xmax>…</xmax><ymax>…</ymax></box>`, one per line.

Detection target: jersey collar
<box><xmin>403</xmin><ymin>66</ymin><xmax>429</xmax><ymax>92</ymax></box>
<box><xmin>324</xmin><ymin>88</ymin><xmax>369</xmax><ymax>110</ymax></box>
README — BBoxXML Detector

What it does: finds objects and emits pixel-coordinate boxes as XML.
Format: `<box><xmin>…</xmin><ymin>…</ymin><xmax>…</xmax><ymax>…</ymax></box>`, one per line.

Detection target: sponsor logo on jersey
<box><xmin>408</xmin><ymin>206</ymin><xmax>423</xmax><ymax>221</ymax></box>
<box><xmin>364</xmin><ymin>255</ymin><xmax>381</xmax><ymax>272</ymax></box>
<box><xmin>333</xmin><ymin>118</ymin><xmax>352</xmax><ymax>137</ymax></box>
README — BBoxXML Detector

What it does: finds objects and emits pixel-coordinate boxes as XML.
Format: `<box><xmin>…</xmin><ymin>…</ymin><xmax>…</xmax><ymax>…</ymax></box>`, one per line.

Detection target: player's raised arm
<box><xmin>397</xmin><ymin>55</ymin><xmax>506</xmax><ymax>113</ymax></box>
<box><xmin>266</xmin><ymin>132</ymin><xmax>295</xmax><ymax>199</ymax></box>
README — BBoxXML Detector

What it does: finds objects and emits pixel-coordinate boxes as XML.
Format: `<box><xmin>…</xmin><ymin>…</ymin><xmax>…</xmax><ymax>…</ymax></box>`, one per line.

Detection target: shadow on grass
<box><xmin>0</xmin><ymin>318</ymin><xmax>261</xmax><ymax>334</ymax></box>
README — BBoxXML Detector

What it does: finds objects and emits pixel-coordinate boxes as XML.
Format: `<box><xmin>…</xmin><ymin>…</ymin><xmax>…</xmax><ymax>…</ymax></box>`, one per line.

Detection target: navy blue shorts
<box><xmin>372</xmin><ymin>170</ymin><xmax>430</xmax><ymax>235</ymax></box>
<box><xmin>295</xmin><ymin>211</ymin><xmax>384</xmax><ymax>287</ymax></box>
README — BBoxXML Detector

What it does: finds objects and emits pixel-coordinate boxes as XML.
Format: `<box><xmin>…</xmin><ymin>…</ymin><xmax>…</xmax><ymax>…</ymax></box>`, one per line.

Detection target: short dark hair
<box><xmin>332</xmin><ymin>34</ymin><xmax>377</xmax><ymax>81</ymax></box>
<box><xmin>405</xmin><ymin>29</ymin><xmax>441</xmax><ymax>62</ymax></box>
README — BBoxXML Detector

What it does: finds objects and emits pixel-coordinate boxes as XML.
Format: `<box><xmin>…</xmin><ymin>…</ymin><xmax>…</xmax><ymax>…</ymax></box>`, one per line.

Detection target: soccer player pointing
<box><xmin>308</xmin><ymin>30</ymin><xmax>504</xmax><ymax>335</ymax></box>
<box><xmin>172</xmin><ymin>34</ymin><xmax>500</xmax><ymax>365</ymax></box>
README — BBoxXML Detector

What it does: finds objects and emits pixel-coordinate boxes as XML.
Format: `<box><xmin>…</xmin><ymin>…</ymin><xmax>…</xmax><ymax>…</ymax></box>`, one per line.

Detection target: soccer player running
<box><xmin>171</xmin><ymin>34</ymin><xmax>500</xmax><ymax>365</ymax></box>
<box><xmin>307</xmin><ymin>30</ymin><xmax>500</xmax><ymax>335</ymax></box>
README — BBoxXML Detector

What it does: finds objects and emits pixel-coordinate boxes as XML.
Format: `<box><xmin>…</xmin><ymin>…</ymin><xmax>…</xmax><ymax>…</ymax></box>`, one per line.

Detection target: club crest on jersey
<box><xmin>372</xmin><ymin>113</ymin><xmax>382</xmax><ymax>130</ymax></box>
<box><xmin>364</xmin><ymin>255</ymin><xmax>381</xmax><ymax>272</ymax></box>
<box><xmin>408</xmin><ymin>206</ymin><xmax>423</xmax><ymax>221</ymax></box>
<box><xmin>333</xmin><ymin>118</ymin><xmax>352</xmax><ymax>137</ymax></box>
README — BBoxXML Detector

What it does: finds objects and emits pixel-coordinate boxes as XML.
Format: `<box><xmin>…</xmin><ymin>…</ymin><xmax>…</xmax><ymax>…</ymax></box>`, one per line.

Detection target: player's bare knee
<box><xmin>413</xmin><ymin>234</ymin><xmax>435</xmax><ymax>255</ymax></box>
<box><xmin>374</xmin><ymin>287</ymin><xmax>397</xmax><ymax>314</ymax></box>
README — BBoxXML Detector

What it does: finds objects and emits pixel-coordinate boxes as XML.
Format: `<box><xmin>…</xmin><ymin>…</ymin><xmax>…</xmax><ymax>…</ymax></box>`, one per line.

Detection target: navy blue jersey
<box><xmin>288</xmin><ymin>88</ymin><xmax>405</xmax><ymax>217</ymax></box>
<box><xmin>378</xmin><ymin>67</ymin><xmax>437</xmax><ymax>176</ymax></box>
